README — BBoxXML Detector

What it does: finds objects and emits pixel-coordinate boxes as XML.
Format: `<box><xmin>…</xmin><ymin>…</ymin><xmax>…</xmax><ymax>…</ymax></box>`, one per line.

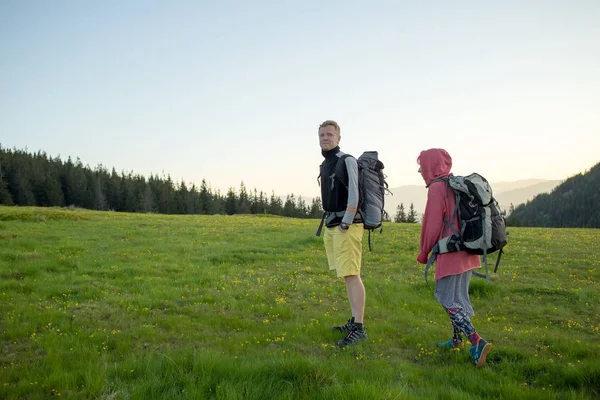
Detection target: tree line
<box><xmin>393</xmin><ymin>203</ymin><xmax>419</xmax><ymax>223</ymax></box>
<box><xmin>0</xmin><ymin>146</ymin><xmax>323</xmax><ymax>219</ymax></box>
<box><xmin>506</xmin><ymin>161</ymin><xmax>600</xmax><ymax>228</ymax></box>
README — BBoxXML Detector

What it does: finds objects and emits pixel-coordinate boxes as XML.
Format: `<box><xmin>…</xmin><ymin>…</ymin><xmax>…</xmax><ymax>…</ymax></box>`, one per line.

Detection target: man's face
<box><xmin>318</xmin><ymin>125</ymin><xmax>340</xmax><ymax>151</ymax></box>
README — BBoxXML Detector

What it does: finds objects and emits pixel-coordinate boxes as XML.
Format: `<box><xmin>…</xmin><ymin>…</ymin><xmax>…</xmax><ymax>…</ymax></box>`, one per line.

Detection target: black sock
<box><xmin>354</xmin><ymin>322</ymin><xmax>364</xmax><ymax>331</ymax></box>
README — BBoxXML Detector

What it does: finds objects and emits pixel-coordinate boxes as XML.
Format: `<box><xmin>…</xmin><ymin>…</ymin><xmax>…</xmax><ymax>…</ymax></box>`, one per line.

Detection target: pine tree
<box><xmin>250</xmin><ymin>188</ymin><xmax>259</xmax><ymax>214</ymax></box>
<box><xmin>211</xmin><ymin>189</ymin><xmax>224</xmax><ymax>214</ymax></box>
<box><xmin>508</xmin><ymin>203</ymin><xmax>515</xmax><ymax>216</ymax></box>
<box><xmin>199</xmin><ymin>179</ymin><xmax>211</xmax><ymax>214</ymax></box>
<box><xmin>309</xmin><ymin>197</ymin><xmax>323</xmax><ymax>218</ymax></box>
<box><xmin>238</xmin><ymin>181</ymin><xmax>250</xmax><ymax>214</ymax></box>
<box><xmin>0</xmin><ymin>174</ymin><xmax>13</xmax><ymax>205</ymax></box>
<box><xmin>44</xmin><ymin>168</ymin><xmax>64</xmax><ymax>206</ymax></box>
<box><xmin>269</xmin><ymin>191</ymin><xmax>283</xmax><ymax>215</ymax></box>
<box><xmin>394</xmin><ymin>203</ymin><xmax>406</xmax><ymax>223</ymax></box>
<box><xmin>283</xmin><ymin>194</ymin><xmax>296</xmax><ymax>217</ymax></box>
<box><xmin>119</xmin><ymin>173</ymin><xmax>136</xmax><ymax>212</ymax></box>
<box><xmin>296</xmin><ymin>196</ymin><xmax>308</xmax><ymax>218</ymax></box>
<box><xmin>189</xmin><ymin>183</ymin><xmax>200</xmax><ymax>214</ymax></box>
<box><xmin>0</xmin><ymin>154</ymin><xmax>13</xmax><ymax>205</ymax></box>
<box><xmin>155</xmin><ymin>175</ymin><xmax>176</xmax><ymax>214</ymax></box>
<box><xmin>8</xmin><ymin>159</ymin><xmax>35</xmax><ymax>206</ymax></box>
<box><xmin>93</xmin><ymin>174</ymin><xmax>108</xmax><ymax>211</ymax></box>
<box><xmin>139</xmin><ymin>182</ymin><xmax>154</xmax><ymax>213</ymax></box>
<box><xmin>176</xmin><ymin>180</ymin><xmax>195</xmax><ymax>214</ymax></box>
<box><xmin>225</xmin><ymin>187</ymin><xmax>237</xmax><ymax>215</ymax></box>
<box><xmin>258</xmin><ymin>191</ymin><xmax>269</xmax><ymax>214</ymax></box>
<box><xmin>406</xmin><ymin>202</ymin><xmax>418</xmax><ymax>223</ymax></box>
<box><xmin>105</xmin><ymin>168</ymin><xmax>122</xmax><ymax>211</ymax></box>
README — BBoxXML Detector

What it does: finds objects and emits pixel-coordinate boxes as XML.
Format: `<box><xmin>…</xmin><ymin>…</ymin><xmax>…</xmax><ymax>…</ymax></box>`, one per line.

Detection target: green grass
<box><xmin>1</xmin><ymin>206</ymin><xmax>599</xmax><ymax>399</ymax></box>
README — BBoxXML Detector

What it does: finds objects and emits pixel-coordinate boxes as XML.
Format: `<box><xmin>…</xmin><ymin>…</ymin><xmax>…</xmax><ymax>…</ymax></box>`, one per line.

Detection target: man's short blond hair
<box><xmin>319</xmin><ymin>120</ymin><xmax>340</xmax><ymax>135</ymax></box>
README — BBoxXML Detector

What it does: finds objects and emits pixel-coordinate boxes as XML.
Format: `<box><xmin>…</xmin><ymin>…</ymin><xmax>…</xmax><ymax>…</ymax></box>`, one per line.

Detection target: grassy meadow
<box><xmin>0</xmin><ymin>206</ymin><xmax>599</xmax><ymax>399</ymax></box>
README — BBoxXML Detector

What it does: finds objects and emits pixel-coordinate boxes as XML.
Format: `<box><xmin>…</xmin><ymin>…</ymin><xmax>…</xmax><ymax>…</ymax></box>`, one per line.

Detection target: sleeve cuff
<box><xmin>416</xmin><ymin>252</ymin><xmax>429</xmax><ymax>264</ymax></box>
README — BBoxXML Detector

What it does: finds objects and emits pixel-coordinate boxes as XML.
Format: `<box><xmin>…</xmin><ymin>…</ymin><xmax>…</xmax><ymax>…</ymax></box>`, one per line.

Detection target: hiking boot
<box><xmin>332</xmin><ymin>317</ymin><xmax>355</xmax><ymax>334</ymax></box>
<box><xmin>470</xmin><ymin>338</ymin><xmax>491</xmax><ymax>367</ymax></box>
<box><xmin>337</xmin><ymin>327</ymin><xmax>368</xmax><ymax>347</ymax></box>
<box><xmin>437</xmin><ymin>338</ymin><xmax>464</xmax><ymax>349</ymax></box>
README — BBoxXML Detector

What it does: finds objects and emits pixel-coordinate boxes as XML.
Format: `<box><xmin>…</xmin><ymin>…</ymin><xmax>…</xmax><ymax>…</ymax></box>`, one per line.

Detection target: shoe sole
<box><xmin>476</xmin><ymin>343</ymin><xmax>492</xmax><ymax>367</ymax></box>
<box><xmin>437</xmin><ymin>342</ymin><xmax>464</xmax><ymax>349</ymax></box>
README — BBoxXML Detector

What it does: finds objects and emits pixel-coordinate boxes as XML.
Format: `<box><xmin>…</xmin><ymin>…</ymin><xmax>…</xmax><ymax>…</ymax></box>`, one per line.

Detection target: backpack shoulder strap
<box><xmin>426</xmin><ymin>176</ymin><xmax>458</xmax><ymax>236</ymax></box>
<box><xmin>426</xmin><ymin>176</ymin><xmax>449</xmax><ymax>188</ymax></box>
<box><xmin>315</xmin><ymin>211</ymin><xmax>327</xmax><ymax>236</ymax></box>
<box><xmin>317</xmin><ymin>159</ymin><xmax>327</xmax><ymax>187</ymax></box>
<box><xmin>335</xmin><ymin>154</ymin><xmax>352</xmax><ymax>188</ymax></box>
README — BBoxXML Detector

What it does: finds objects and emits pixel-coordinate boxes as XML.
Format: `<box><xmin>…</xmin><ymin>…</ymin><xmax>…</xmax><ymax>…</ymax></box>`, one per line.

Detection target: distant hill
<box><xmin>494</xmin><ymin>180</ymin><xmax>562</xmax><ymax>212</ymax></box>
<box><xmin>385</xmin><ymin>179</ymin><xmax>562</xmax><ymax>220</ymax></box>
<box><xmin>506</xmin><ymin>162</ymin><xmax>600</xmax><ymax>228</ymax></box>
<box><xmin>491</xmin><ymin>179</ymin><xmax>555</xmax><ymax>193</ymax></box>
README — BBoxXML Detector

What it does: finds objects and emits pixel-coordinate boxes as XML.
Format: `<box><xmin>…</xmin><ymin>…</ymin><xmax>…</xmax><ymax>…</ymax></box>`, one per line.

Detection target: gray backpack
<box><xmin>343</xmin><ymin>152</ymin><xmax>388</xmax><ymax>229</ymax></box>
<box><xmin>425</xmin><ymin>173</ymin><xmax>508</xmax><ymax>282</ymax></box>
<box><xmin>316</xmin><ymin>151</ymin><xmax>389</xmax><ymax>250</ymax></box>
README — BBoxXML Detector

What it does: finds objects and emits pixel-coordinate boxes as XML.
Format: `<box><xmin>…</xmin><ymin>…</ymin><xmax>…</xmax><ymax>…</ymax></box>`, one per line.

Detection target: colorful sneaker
<box><xmin>470</xmin><ymin>338</ymin><xmax>491</xmax><ymax>367</ymax></box>
<box><xmin>332</xmin><ymin>317</ymin><xmax>355</xmax><ymax>334</ymax></box>
<box><xmin>437</xmin><ymin>338</ymin><xmax>464</xmax><ymax>349</ymax></box>
<box><xmin>337</xmin><ymin>327</ymin><xmax>368</xmax><ymax>347</ymax></box>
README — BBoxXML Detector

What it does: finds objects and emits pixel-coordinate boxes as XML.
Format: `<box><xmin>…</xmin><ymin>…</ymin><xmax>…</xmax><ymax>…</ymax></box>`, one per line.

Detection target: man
<box><xmin>318</xmin><ymin>120</ymin><xmax>367</xmax><ymax>347</ymax></box>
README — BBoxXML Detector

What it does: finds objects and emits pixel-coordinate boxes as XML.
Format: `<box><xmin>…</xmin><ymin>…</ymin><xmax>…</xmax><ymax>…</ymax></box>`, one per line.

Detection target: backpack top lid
<box><xmin>359</xmin><ymin>151</ymin><xmax>378</xmax><ymax>162</ymax></box>
<box><xmin>334</xmin><ymin>151</ymin><xmax>383</xmax><ymax>183</ymax></box>
<box><xmin>447</xmin><ymin>173</ymin><xmax>493</xmax><ymax>206</ymax></box>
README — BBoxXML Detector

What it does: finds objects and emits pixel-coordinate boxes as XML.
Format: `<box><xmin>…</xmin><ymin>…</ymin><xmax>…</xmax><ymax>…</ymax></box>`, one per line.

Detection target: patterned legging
<box><xmin>445</xmin><ymin>306</ymin><xmax>476</xmax><ymax>339</ymax></box>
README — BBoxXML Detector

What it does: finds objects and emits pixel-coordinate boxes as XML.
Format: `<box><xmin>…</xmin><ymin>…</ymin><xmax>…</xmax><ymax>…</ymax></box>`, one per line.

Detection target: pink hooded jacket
<box><xmin>416</xmin><ymin>148</ymin><xmax>480</xmax><ymax>280</ymax></box>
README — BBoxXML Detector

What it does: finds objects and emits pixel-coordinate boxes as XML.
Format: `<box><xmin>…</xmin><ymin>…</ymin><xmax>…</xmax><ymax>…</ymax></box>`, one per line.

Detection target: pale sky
<box><xmin>1</xmin><ymin>1</ymin><xmax>599</xmax><ymax>199</ymax></box>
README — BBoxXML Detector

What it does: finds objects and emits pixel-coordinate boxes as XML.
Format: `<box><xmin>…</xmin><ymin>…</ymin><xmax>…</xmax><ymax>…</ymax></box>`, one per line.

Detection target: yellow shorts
<box><xmin>323</xmin><ymin>224</ymin><xmax>364</xmax><ymax>277</ymax></box>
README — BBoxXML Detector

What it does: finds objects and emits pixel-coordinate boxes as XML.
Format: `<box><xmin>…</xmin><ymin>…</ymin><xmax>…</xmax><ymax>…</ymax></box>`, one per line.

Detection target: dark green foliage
<box><xmin>269</xmin><ymin>191</ymin><xmax>283</xmax><ymax>215</ymax></box>
<box><xmin>309</xmin><ymin>197</ymin><xmax>322</xmax><ymax>219</ymax></box>
<box><xmin>506</xmin><ymin>161</ymin><xmax>600</xmax><ymax>228</ymax></box>
<box><xmin>406</xmin><ymin>202</ymin><xmax>418</xmax><ymax>223</ymax></box>
<box><xmin>394</xmin><ymin>203</ymin><xmax>418</xmax><ymax>224</ymax></box>
<box><xmin>0</xmin><ymin>158</ymin><xmax>13</xmax><ymax>205</ymax></box>
<box><xmin>0</xmin><ymin>177</ymin><xmax>12</xmax><ymax>205</ymax></box>
<box><xmin>0</xmin><ymin>145</ymin><xmax>321</xmax><ymax>219</ymax></box>
<box><xmin>237</xmin><ymin>181</ymin><xmax>251</xmax><ymax>214</ymax></box>
<box><xmin>394</xmin><ymin>203</ymin><xmax>406</xmax><ymax>223</ymax></box>
<box><xmin>225</xmin><ymin>187</ymin><xmax>238</xmax><ymax>215</ymax></box>
<box><xmin>199</xmin><ymin>179</ymin><xmax>212</xmax><ymax>214</ymax></box>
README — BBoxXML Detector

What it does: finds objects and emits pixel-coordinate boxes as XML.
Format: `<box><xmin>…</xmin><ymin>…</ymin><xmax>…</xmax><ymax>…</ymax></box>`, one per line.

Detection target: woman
<box><xmin>416</xmin><ymin>148</ymin><xmax>492</xmax><ymax>367</ymax></box>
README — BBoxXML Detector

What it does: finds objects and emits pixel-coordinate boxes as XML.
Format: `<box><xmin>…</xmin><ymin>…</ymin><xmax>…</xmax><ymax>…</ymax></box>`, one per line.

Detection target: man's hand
<box><xmin>416</xmin><ymin>252</ymin><xmax>428</xmax><ymax>264</ymax></box>
<box><xmin>338</xmin><ymin>222</ymin><xmax>349</xmax><ymax>233</ymax></box>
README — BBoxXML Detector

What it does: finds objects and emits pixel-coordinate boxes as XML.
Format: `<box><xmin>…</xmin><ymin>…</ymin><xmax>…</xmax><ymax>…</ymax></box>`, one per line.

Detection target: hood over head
<box><xmin>418</xmin><ymin>148</ymin><xmax>452</xmax><ymax>185</ymax></box>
